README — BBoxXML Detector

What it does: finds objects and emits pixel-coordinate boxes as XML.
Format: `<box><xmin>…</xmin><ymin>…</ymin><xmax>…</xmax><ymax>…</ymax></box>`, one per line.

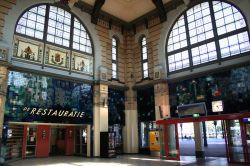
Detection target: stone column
<box><xmin>93</xmin><ymin>84</ymin><xmax>108</xmax><ymax>156</ymax></box>
<box><xmin>0</xmin><ymin>66</ymin><xmax>8</xmax><ymax>140</ymax></box>
<box><xmin>122</xmin><ymin>88</ymin><xmax>138</xmax><ymax>153</ymax></box>
<box><xmin>154</xmin><ymin>83</ymin><xmax>170</xmax><ymax>120</ymax></box>
<box><xmin>193</xmin><ymin>122</ymin><xmax>205</xmax><ymax>158</ymax></box>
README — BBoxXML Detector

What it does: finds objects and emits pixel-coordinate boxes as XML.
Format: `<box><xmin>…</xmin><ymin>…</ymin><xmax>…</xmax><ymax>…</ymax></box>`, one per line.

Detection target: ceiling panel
<box><xmin>81</xmin><ymin>0</ymin><xmax>172</xmax><ymax>22</ymax></box>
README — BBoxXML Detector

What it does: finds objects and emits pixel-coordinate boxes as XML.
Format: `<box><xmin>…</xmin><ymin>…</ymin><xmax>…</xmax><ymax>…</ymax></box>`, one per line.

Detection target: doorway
<box><xmin>50</xmin><ymin>127</ymin><xmax>66</xmax><ymax>156</ymax></box>
<box><xmin>157</xmin><ymin>113</ymin><xmax>250</xmax><ymax>164</ymax></box>
<box><xmin>178</xmin><ymin>121</ymin><xmax>226</xmax><ymax>157</ymax></box>
<box><xmin>25</xmin><ymin>125</ymin><xmax>37</xmax><ymax>158</ymax></box>
<box><xmin>75</xmin><ymin>127</ymin><xmax>87</xmax><ymax>156</ymax></box>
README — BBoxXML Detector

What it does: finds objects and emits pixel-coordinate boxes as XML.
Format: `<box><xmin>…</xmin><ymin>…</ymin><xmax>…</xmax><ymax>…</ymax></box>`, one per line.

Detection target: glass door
<box><xmin>165</xmin><ymin>124</ymin><xmax>180</xmax><ymax>160</ymax></box>
<box><xmin>159</xmin><ymin>125</ymin><xmax>166</xmax><ymax>159</ymax></box>
<box><xmin>75</xmin><ymin>127</ymin><xmax>87</xmax><ymax>156</ymax></box>
<box><xmin>26</xmin><ymin>125</ymin><xmax>37</xmax><ymax>158</ymax></box>
<box><xmin>243</xmin><ymin>120</ymin><xmax>250</xmax><ymax>163</ymax></box>
<box><xmin>224</xmin><ymin>119</ymin><xmax>246</xmax><ymax>163</ymax></box>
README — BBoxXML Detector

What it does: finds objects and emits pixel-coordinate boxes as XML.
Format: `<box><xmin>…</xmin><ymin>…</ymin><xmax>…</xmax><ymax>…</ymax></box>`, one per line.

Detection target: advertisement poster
<box><xmin>149</xmin><ymin>130</ymin><xmax>160</xmax><ymax>152</ymax></box>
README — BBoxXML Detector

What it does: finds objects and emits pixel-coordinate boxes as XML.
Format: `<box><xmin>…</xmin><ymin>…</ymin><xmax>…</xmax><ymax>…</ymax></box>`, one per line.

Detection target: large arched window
<box><xmin>15</xmin><ymin>4</ymin><xmax>93</xmax><ymax>55</ymax></box>
<box><xmin>141</xmin><ymin>36</ymin><xmax>149</xmax><ymax>78</ymax></box>
<box><xmin>167</xmin><ymin>1</ymin><xmax>250</xmax><ymax>73</ymax></box>
<box><xmin>112</xmin><ymin>37</ymin><xmax>118</xmax><ymax>79</ymax></box>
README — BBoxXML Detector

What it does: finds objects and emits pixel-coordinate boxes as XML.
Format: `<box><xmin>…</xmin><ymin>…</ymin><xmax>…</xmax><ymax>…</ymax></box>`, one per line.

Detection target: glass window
<box><xmin>73</xmin><ymin>18</ymin><xmax>92</xmax><ymax>54</ymax></box>
<box><xmin>167</xmin><ymin>1</ymin><xmax>250</xmax><ymax>72</ymax></box>
<box><xmin>167</xmin><ymin>16</ymin><xmax>187</xmax><ymax>52</ymax></box>
<box><xmin>15</xmin><ymin>4</ymin><xmax>93</xmax><ymax>55</ymax></box>
<box><xmin>141</xmin><ymin>36</ymin><xmax>149</xmax><ymax>78</ymax></box>
<box><xmin>192</xmin><ymin>42</ymin><xmax>217</xmax><ymax>65</ymax></box>
<box><xmin>213</xmin><ymin>1</ymin><xmax>246</xmax><ymax>35</ymax></box>
<box><xmin>112</xmin><ymin>37</ymin><xmax>118</xmax><ymax>79</ymax></box>
<box><xmin>168</xmin><ymin>50</ymin><xmax>190</xmax><ymax>72</ymax></box>
<box><xmin>219</xmin><ymin>31</ymin><xmax>250</xmax><ymax>57</ymax></box>
<box><xmin>47</xmin><ymin>6</ymin><xmax>71</xmax><ymax>47</ymax></box>
<box><xmin>16</xmin><ymin>5</ymin><xmax>46</xmax><ymax>39</ymax></box>
<box><xmin>187</xmin><ymin>2</ymin><xmax>214</xmax><ymax>45</ymax></box>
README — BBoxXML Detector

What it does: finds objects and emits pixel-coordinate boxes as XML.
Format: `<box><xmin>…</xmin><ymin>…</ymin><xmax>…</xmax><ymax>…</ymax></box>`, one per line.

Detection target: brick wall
<box><xmin>0</xmin><ymin>0</ymin><xmax>16</xmax><ymax>40</ymax></box>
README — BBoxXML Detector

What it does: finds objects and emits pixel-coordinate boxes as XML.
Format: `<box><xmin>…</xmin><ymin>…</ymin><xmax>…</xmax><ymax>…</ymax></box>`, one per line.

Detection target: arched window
<box><xmin>112</xmin><ymin>37</ymin><xmax>118</xmax><ymax>79</ymax></box>
<box><xmin>15</xmin><ymin>4</ymin><xmax>93</xmax><ymax>55</ymax></box>
<box><xmin>167</xmin><ymin>1</ymin><xmax>250</xmax><ymax>73</ymax></box>
<box><xmin>141</xmin><ymin>36</ymin><xmax>149</xmax><ymax>78</ymax></box>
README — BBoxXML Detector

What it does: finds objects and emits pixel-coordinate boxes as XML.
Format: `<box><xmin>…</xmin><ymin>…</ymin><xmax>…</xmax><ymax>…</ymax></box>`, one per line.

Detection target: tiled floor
<box><xmin>6</xmin><ymin>155</ymin><xmax>244</xmax><ymax>166</ymax></box>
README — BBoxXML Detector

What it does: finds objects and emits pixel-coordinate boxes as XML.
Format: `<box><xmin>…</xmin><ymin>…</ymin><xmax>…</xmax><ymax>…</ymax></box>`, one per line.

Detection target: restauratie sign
<box><xmin>23</xmin><ymin>107</ymin><xmax>85</xmax><ymax>118</ymax></box>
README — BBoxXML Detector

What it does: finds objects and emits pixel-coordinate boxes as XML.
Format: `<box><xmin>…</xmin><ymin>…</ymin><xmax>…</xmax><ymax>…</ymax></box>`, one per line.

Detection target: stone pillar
<box><xmin>93</xmin><ymin>84</ymin><xmax>108</xmax><ymax>156</ymax></box>
<box><xmin>122</xmin><ymin>88</ymin><xmax>138</xmax><ymax>153</ymax></box>
<box><xmin>193</xmin><ymin>122</ymin><xmax>205</xmax><ymax>158</ymax></box>
<box><xmin>154</xmin><ymin>83</ymin><xmax>170</xmax><ymax>120</ymax></box>
<box><xmin>0</xmin><ymin>66</ymin><xmax>8</xmax><ymax>140</ymax></box>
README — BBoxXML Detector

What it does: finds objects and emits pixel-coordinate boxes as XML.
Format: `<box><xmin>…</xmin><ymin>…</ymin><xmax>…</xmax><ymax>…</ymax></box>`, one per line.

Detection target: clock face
<box><xmin>212</xmin><ymin>101</ymin><xmax>223</xmax><ymax>112</ymax></box>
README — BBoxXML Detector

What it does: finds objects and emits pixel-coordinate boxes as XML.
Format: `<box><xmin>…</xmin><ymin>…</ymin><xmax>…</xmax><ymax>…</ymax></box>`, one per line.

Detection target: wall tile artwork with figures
<box><xmin>13</xmin><ymin>36</ymin><xmax>43</xmax><ymax>63</ymax></box>
<box><xmin>45</xmin><ymin>45</ymin><xmax>70</xmax><ymax>69</ymax></box>
<box><xmin>71</xmin><ymin>52</ymin><xmax>93</xmax><ymax>75</ymax></box>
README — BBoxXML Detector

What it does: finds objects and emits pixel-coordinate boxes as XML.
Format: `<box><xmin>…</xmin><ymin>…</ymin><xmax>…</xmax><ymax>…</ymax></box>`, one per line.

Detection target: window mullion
<box><xmin>69</xmin><ymin>16</ymin><xmax>74</xmax><ymax>50</ymax></box>
<box><xmin>209</xmin><ymin>0</ymin><xmax>222</xmax><ymax>62</ymax></box>
<box><xmin>42</xmin><ymin>4</ymin><xmax>50</xmax><ymax>68</ymax></box>
<box><xmin>43</xmin><ymin>5</ymin><xmax>50</xmax><ymax>42</ymax></box>
<box><xmin>184</xmin><ymin>12</ymin><xmax>193</xmax><ymax>69</ymax></box>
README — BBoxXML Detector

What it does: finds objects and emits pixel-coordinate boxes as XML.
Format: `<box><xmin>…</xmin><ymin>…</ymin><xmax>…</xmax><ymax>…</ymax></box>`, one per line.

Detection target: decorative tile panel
<box><xmin>45</xmin><ymin>44</ymin><xmax>70</xmax><ymax>69</ymax></box>
<box><xmin>71</xmin><ymin>51</ymin><xmax>93</xmax><ymax>75</ymax></box>
<box><xmin>13</xmin><ymin>36</ymin><xmax>43</xmax><ymax>63</ymax></box>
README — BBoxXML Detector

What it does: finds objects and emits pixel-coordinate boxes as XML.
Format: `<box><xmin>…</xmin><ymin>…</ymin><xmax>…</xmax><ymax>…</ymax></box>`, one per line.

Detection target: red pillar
<box><xmin>22</xmin><ymin>125</ymin><xmax>27</xmax><ymax>159</ymax></box>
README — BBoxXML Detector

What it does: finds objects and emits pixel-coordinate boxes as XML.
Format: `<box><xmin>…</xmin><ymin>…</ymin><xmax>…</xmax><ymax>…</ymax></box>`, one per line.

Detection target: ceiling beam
<box><xmin>91</xmin><ymin>0</ymin><xmax>105</xmax><ymax>24</ymax></box>
<box><xmin>152</xmin><ymin>0</ymin><xmax>166</xmax><ymax>22</ymax></box>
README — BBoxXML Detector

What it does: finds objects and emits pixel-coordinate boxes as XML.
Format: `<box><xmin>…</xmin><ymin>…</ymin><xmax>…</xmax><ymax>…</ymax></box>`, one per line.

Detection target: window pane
<box><xmin>191</xmin><ymin>42</ymin><xmax>217</xmax><ymax>66</ymax></box>
<box><xmin>47</xmin><ymin>6</ymin><xmax>71</xmax><ymax>47</ymax></box>
<box><xmin>73</xmin><ymin>17</ymin><xmax>92</xmax><ymax>54</ymax></box>
<box><xmin>167</xmin><ymin>16</ymin><xmax>187</xmax><ymax>52</ymax></box>
<box><xmin>35</xmin><ymin>31</ymin><xmax>43</xmax><ymax>39</ymax></box>
<box><xmin>112</xmin><ymin>71</ymin><xmax>117</xmax><ymax>79</ymax></box>
<box><xmin>16</xmin><ymin>5</ymin><xmax>46</xmax><ymax>39</ymax></box>
<box><xmin>213</xmin><ymin>1</ymin><xmax>247</xmax><ymax>36</ymax></box>
<box><xmin>112</xmin><ymin>63</ymin><xmax>117</xmax><ymax>70</ymax></box>
<box><xmin>112</xmin><ymin>47</ymin><xmax>116</xmax><ymax>54</ymax></box>
<box><xmin>143</xmin><ymin>62</ymin><xmax>148</xmax><ymax>70</ymax></box>
<box><xmin>142</xmin><ymin>37</ymin><xmax>146</xmax><ymax>45</ymax></box>
<box><xmin>168</xmin><ymin>50</ymin><xmax>190</xmax><ymax>72</ymax></box>
<box><xmin>219</xmin><ymin>31</ymin><xmax>250</xmax><ymax>58</ymax></box>
<box><xmin>187</xmin><ymin>2</ymin><xmax>213</xmax><ymax>45</ymax></box>
<box><xmin>143</xmin><ymin>70</ymin><xmax>148</xmax><ymax>78</ymax></box>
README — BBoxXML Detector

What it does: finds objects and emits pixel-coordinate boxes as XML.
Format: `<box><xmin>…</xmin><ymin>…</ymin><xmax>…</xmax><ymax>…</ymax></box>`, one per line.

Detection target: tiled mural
<box><xmin>71</xmin><ymin>51</ymin><xmax>93</xmax><ymax>75</ymax></box>
<box><xmin>45</xmin><ymin>45</ymin><xmax>70</xmax><ymax>69</ymax></box>
<box><xmin>13</xmin><ymin>35</ymin><xmax>93</xmax><ymax>76</ymax></box>
<box><xmin>13</xmin><ymin>36</ymin><xmax>43</xmax><ymax>63</ymax></box>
